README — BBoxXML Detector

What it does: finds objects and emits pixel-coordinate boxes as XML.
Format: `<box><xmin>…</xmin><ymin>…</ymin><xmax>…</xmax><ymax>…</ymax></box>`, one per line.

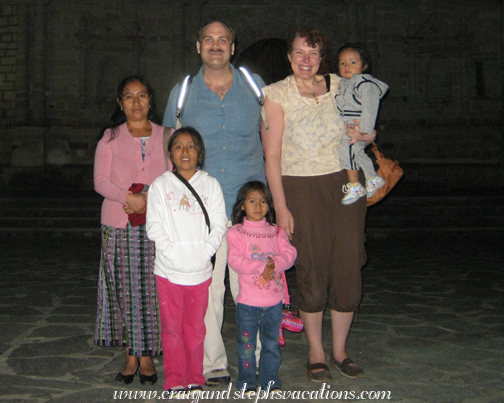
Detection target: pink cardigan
<box><xmin>227</xmin><ymin>218</ymin><xmax>297</xmax><ymax>307</ymax></box>
<box><xmin>94</xmin><ymin>122</ymin><xmax>167</xmax><ymax>228</ymax></box>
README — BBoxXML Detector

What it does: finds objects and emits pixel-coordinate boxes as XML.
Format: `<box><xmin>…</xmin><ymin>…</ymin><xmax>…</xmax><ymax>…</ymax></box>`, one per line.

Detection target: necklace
<box><xmin>296</xmin><ymin>76</ymin><xmax>320</xmax><ymax>98</ymax></box>
<box><xmin>312</xmin><ymin>77</ymin><xmax>321</xmax><ymax>98</ymax></box>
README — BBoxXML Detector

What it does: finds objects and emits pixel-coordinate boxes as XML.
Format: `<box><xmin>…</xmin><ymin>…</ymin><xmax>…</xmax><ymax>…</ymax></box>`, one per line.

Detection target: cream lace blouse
<box><xmin>263</xmin><ymin>74</ymin><xmax>345</xmax><ymax>176</ymax></box>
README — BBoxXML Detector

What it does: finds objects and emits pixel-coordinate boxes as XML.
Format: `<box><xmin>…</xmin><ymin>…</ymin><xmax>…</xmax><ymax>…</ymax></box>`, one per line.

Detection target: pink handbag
<box><xmin>278</xmin><ymin>271</ymin><xmax>304</xmax><ymax>346</ymax></box>
<box><xmin>282</xmin><ymin>310</ymin><xmax>304</xmax><ymax>332</ymax></box>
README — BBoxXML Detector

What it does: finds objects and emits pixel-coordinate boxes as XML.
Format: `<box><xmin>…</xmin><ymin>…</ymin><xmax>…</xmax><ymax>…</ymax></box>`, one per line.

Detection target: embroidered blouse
<box><xmin>262</xmin><ymin>74</ymin><xmax>345</xmax><ymax>176</ymax></box>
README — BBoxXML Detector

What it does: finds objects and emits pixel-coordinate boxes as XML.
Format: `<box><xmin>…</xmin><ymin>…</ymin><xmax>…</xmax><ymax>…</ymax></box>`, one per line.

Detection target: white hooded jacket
<box><xmin>146</xmin><ymin>170</ymin><xmax>227</xmax><ymax>285</ymax></box>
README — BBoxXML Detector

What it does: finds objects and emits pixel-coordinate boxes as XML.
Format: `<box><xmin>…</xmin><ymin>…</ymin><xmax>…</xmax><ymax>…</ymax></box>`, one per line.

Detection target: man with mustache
<box><xmin>162</xmin><ymin>20</ymin><xmax>266</xmax><ymax>386</ymax></box>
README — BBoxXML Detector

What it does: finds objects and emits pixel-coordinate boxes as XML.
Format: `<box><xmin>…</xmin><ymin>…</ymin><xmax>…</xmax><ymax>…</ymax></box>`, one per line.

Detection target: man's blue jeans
<box><xmin>236</xmin><ymin>302</ymin><xmax>283</xmax><ymax>390</ymax></box>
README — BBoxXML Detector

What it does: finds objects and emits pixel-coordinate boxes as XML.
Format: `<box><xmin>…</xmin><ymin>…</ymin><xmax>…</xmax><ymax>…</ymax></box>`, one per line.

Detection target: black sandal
<box><xmin>330</xmin><ymin>356</ymin><xmax>364</xmax><ymax>378</ymax></box>
<box><xmin>306</xmin><ymin>360</ymin><xmax>332</xmax><ymax>382</ymax></box>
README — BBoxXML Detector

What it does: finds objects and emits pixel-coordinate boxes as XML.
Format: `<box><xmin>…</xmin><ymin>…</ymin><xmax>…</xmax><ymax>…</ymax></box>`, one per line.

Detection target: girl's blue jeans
<box><xmin>236</xmin><ymin>302</ymin><xmax>283</xmax><ymax>391</ymax></box>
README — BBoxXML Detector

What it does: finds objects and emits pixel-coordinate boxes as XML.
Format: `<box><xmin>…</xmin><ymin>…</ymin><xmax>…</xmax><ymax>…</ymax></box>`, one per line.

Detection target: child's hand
<box><xmin>261</xmin><ymin>257</ymin><xmax>276</xmax><ymax>281</ymax></box>
<box><xmin>123</xmin><ymin>205</ymin><xmax>134</xmax><ymax>214</ymax></box>
<box><xmin>347</xmin><ymin>120</ymin><xmax>376</xmax><ymax>144</ymax></box>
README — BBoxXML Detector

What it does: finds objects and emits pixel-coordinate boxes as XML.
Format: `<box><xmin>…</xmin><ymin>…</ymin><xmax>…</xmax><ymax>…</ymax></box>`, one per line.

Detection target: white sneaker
<box><xmin>243</xmin><ymin>388</ymin><xmax>257</xmax><ymax>398</ymax></box>
<box><xmin>186</xmin><ymin>384</ymin><xmax>204</xmax><ymax>399</ymax></box>
<box><xmin>366</xmin><ymin>176</ymin><xmax>385</xmax><ymax>198</ymax></box>
<box><xmin>204</xmin><ymin>368</ymin><xmax>231</xmax><ymax>386</ymax></box>
<box><xmin>167</xmin><ymin>386</ymin><xmax>186</xmax><ymax>399</ymax></box>
<box><xmin>270</xmin><ymin>388</ymin><xmax>283</xmax><ymax>398</ymax></box>
<box><xmin>342</xmin><ymin>183</ymin><xmax>366</xmax><ymax>205</ymax></box>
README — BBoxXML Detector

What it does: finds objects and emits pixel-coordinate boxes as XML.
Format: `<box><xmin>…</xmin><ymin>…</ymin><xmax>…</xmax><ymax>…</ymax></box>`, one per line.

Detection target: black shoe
<box><xmin>115</xmin><ymin>368</ymin><xmax>138</xmax><ymax>384</ymax></box>
<box><xmin>139</xmin><ymin>370</ymin><xmax>158</xmax><ymax>385</ymax></box>
<box><xmin>115</xmin><ymin>360</ymin><xmax>139</xmax><ymax>384</ymax></box>
<box><xmin>138</xmin><ymin>357</ymin><xmax>157</xmax><ymax>384</ymax></box>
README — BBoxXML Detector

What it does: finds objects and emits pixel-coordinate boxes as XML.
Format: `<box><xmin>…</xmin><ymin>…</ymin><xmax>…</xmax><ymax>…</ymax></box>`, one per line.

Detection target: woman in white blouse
<box><xmin>261</xmin><ymin>27</ymin><xmax>374</xmax><ymax>382</ymax></box>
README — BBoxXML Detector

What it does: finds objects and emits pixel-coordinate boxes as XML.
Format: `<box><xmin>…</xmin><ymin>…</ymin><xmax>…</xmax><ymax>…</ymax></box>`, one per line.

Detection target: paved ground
<box><xmin>0</xmin><ymin>231</ymin><xmax>502</xmax><ymax>403</ymax></box>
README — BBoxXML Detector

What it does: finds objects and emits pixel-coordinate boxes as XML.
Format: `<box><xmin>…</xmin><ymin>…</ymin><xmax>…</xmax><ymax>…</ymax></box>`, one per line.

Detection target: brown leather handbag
<box><xmin>367</xmin><ymin>142</ymin><xmax>403</xmax><ymax>206</ymax></box>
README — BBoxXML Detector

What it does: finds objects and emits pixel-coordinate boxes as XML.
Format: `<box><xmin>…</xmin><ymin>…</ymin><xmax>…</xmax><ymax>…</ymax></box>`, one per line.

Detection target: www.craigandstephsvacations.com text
<box><xmin>113</xmin><ymin>383</ymin><xmax>392</xmax><ymax>402</ymax></box>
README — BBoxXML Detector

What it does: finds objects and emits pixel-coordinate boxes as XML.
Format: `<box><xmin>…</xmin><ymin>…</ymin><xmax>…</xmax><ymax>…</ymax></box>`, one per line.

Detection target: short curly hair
<box><xmin>289</xmin><ymin>27</ymin><xmax>327</xmax><ymax>58</ymax></box>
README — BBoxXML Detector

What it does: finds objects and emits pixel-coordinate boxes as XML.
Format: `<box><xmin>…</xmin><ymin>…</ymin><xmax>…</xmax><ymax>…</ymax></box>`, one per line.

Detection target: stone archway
<box><xmin>234</xmin><ymin>38</ymin><xmax>291</xmax><ymax>85</ymax></box>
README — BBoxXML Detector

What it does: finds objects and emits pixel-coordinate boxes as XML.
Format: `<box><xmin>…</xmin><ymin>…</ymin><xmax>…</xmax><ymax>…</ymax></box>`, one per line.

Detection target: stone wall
<box><xmin>0</xmin><ymin>3</ymin><xmax>18</xmax><ymax>126</ymax></box>
<box><xmin>0</xmin><ymin>0</ymin><xmax>503</xmax><ymax>194</ymax></box>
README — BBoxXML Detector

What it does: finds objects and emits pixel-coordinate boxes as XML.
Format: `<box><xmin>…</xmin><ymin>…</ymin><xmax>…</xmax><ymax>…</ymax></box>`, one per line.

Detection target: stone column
<box><xmin>502</xmin><ymin>1</ymin><xmax>504</xmax><ymax>104</ymax></box>
<box><xmin>11</xmin><ymin>4</ymin><xmax>28</xmax><ymax>126</ymax></box>
<box><xmin>27</xmin><ymin>3</ymin><xmax>47</xmax><ymax>126</ymax></box>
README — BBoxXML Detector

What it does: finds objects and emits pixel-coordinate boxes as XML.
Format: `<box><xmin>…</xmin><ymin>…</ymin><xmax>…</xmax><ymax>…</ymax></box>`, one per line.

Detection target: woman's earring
<box><xmin>241</xmin><ymin>206</ymin><xmax>245</xmax><ymax>210</ymax></box>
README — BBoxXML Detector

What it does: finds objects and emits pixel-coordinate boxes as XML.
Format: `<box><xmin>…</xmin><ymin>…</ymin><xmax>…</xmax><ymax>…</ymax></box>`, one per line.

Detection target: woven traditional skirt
<box><xmin>94</xmin><ymin>224</ymin><xmax>162</xmax><ymax>356</ymax></box>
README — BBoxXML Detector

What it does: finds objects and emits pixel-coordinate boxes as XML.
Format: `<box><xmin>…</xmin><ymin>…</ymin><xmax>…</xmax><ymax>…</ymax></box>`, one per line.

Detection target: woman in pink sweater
<box><xmin>94</xmin><ymin>76</ymin><xmax>167</xmax><ymax>385</ymax></box>
<box><xmin>227</xmin><ymin>181</ymin><xmax>297</xmax><ymax>396</ymax></box>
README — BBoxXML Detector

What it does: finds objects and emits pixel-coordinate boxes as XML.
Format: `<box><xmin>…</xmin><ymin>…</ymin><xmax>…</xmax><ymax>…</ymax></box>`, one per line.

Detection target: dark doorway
<box><xmin>235</xmin><ymin>38</ymin><xmax>291</xmax><ymax>85</ymax></box>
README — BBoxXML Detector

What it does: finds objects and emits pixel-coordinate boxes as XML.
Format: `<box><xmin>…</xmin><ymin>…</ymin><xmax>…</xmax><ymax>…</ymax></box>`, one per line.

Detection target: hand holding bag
<box><xmin>275</xmin><ymin>227</ymin><xmax>304</xmax><ymax>346</ymax></box>
<box><xmin>128</xmin><ymin>183</ymin><xmax>149</xmax><ymax>226</ymax></box>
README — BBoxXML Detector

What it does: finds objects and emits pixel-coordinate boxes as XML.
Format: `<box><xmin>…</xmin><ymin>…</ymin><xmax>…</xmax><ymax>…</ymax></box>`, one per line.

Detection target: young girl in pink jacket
<box><xmin>227</xmin><ymin>181</ymin><xmax>297</xmax><ymax>396</ymax></box>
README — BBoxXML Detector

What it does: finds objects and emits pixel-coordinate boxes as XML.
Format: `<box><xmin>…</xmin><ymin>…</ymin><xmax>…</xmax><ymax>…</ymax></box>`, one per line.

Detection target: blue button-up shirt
<box><xmin>163</xmin><ymin>65</ymin><xmax>266</xmax><ymax>219</ymax></box>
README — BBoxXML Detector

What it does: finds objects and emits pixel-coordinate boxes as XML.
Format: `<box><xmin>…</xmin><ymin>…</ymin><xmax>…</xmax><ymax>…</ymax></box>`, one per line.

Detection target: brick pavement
<box><xmin>0</xmin><ymin>232</ymin><xmax>502</xmax><ymax>402</ymax></box>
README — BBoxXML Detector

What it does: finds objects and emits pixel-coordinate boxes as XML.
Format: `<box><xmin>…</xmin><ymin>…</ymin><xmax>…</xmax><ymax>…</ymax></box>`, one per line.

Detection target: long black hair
<box><xmin>99</xmin><ymin>75</ymin><xmax>158</xmax><ymax>141</ymax></box>
<box><xmin>232</xmin><ymin>181</ymin><xmax>275</xmax><ymax>225</ymax></box>
<box><xmin>167</xmin><ymin>126</ymin><xmax>206</xmax><ymax>170</ymax></box>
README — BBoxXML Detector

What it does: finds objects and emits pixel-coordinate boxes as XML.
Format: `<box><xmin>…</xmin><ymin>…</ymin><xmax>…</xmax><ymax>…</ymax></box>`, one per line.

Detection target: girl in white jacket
<box><xmin>146</xmin><ymin>127</ymin><xmax>227</xmax><ymax>396</ymax></box>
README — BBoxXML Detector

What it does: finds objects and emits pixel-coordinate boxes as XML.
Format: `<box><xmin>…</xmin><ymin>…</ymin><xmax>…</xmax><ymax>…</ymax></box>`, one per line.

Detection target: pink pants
<box><xmin>156</xmin><ymin>275</ymin><xmax>211</xmax><ymax>390</ymax></box>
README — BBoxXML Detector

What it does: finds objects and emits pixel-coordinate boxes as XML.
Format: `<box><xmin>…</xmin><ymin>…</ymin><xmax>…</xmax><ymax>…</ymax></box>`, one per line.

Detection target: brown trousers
<box><xmin>283</xmin><ymin>170</ymin><xmax>367</xmax><ymax>312</ymax></box>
